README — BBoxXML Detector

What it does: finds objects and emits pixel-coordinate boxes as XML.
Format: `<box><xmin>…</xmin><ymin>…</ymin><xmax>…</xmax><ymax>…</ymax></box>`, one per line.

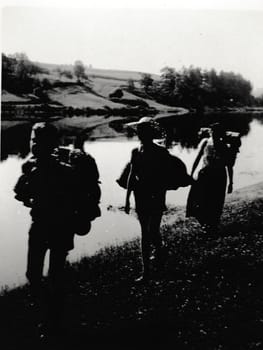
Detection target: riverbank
<box><xmin>1</xmin><ymin>181</ymin><xmax>263</xmax><ymax>349</ymax></box>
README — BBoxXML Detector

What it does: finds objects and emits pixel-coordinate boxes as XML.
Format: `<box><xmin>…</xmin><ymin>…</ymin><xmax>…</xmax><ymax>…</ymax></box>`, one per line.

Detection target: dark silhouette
<box><xmin>118</xmin><ymin>117</ymin><xmax>192</xmax><ymax>282</ymax></box>
<box><xmin>69</xmin><ymin>134</ymin><xmax>101</xmax><ymax>235</ymax></box>
<box><xmin>13</xmin><ymin>122</ymin><xmax>100</xmax><ymax>338</ymax></box>
<box><xmin>109</xmin><ymin>88</ymin><xmax>123</xmax><ymax>99</ymax></box>
<box><xmin>186</xmin><ymin>123</ymin><xmax>241</xmax><ymax>235</ymax></box>
<box><xmin>124</xmin><ymin>117</ymin><xmax>170</xmax><ymax>282</ymax></box>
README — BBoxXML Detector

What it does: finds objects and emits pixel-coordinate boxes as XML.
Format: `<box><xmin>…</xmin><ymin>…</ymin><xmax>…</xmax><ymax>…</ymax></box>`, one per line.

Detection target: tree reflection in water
<box><xmin>0</xmin><ymin>113</ymin><xmax>257</xmax><ymax>162</ymax></box>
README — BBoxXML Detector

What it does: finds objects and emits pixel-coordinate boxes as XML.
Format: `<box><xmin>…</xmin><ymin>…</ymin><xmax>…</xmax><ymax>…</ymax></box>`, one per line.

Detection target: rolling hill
<box><xmin>2</xmin><ymin>61</ymin><xmax>187</xmax><ymax>116</ymax></box>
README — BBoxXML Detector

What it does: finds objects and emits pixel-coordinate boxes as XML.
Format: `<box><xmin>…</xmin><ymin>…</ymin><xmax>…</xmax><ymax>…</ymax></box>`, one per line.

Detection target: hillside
<box><xmin>1</xmin><ymin>61</ymin><xmax>187</xmax><ymax>120</ymax></box>
<box><xmin>36</xmin><ymin>61</ymin><xmax>160</xmax><ymax>81</ymax></box>
<box><xmin>1</xmin><ymin>181</ymin><xmax>263</xmax><ymax>349</ymax></box>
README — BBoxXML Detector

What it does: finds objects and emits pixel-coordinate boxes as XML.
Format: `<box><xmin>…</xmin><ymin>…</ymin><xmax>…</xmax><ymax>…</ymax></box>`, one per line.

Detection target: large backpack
<box><xmin>14</xmin><ymin>147</ymin><xmax>101</xmax><ymax>236</ymax></box>
<box><xmin>116</xmin><ymin>162</ymin><xmax>131</xmax><ymax>189</ymax></box>
<box><xmin>69</xmin><ymin>148</ymin><xmax>101</xmax><ymax>236</ymax></box>
<box><xmin>116</xmin><ymin>149</ymin><xmax>192</xmax><ymax>191</ymax></box>
<box><xmin>165</xmin><ymin>153</ymin><xmax>193</xmax><ymax>190</ymax></box>
<box><xmin>14</xmin><ymin>157</ymin><xmax>37</xmax><ymax>207</ymax></box>
<box><xmin>225</xmin><ymin>131</ymin><xmax>242</xmax><ymax>167</ymax></box>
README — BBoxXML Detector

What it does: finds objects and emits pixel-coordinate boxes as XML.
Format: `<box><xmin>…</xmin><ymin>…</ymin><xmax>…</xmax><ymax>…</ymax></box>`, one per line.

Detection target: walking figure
<box><xmin>123</xmin><ymin>117</ymin><xmax>170</xmax><ymax>282</ymax></box>
<box><xmin>14</xmin><ymin>122</ymin><xmax>100</xmax><ymax>337</ymax></box>
<box><xmin>186</xmin><ymin>123</ymin><xmax>240</xmax><ymax>235</ymax></box>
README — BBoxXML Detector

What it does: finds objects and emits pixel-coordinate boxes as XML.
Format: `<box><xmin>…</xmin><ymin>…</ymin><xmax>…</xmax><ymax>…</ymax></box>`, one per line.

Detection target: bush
<box><xmin>60</xmin><ymin>70</ymin><xmax>73</xmax><ymax>79</ymax></box>
<box><xmin>109</xmin><ymin>89</ymin><xmax>124</xmax><ymax>99</ymax></box>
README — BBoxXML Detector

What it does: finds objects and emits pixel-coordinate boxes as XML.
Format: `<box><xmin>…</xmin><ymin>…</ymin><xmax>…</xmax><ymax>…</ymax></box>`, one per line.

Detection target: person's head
<box><xmin>127</xmin><ymin>117</ymin><xmax>157</xmax><ymax>144</ymax></box>
<box><xmin>210</xmin><ymin>123</ymin><xmax>225</xmax><ymax>141</ymax></box>
<box><xmin>30</xmin><ymin>122</ymin><xmax>59</xmax><ymax>159</ymax></box>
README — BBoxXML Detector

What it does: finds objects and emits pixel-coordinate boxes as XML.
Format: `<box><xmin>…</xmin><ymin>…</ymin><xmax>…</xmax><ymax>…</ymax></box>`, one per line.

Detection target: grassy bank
<box><xmin>1</xmin><ymin>183</ymin><xmax>263</xmax><ymax>349</ymax></box>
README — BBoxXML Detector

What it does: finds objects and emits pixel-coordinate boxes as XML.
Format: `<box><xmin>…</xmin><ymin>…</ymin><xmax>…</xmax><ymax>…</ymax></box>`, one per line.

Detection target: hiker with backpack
<box><xmin>186</xmin><ymin>123</ymin><xmax>240</xmax><ymax>236</ymax></box>
<box><xmin>14</xmin><ymin>122</ymin><xmax>101</xmax><ymax>338</ymax></box>
<box><xmin>120</xmin><ymin>117</ymin><xmax>191</xmax><ymax>282</ymax></box>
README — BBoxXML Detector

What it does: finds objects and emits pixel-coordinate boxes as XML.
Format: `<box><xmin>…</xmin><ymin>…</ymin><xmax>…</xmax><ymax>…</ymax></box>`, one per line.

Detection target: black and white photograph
<box><xmin>1</xmin><ymin>0</ymin><xmax>263</xmax><ymax>348</ymax></box>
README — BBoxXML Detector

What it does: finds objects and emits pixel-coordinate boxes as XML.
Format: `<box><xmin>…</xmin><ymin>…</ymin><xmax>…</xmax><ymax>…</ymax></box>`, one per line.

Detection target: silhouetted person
<box><xmin>124</xmin><ymin>117</ymin><xmax>169</xmax><ymax>282</ymax></box>
<box><xmin>186</xmin><ymin>123</ymin><xmax>239</xmax><ymax>235</ymax></box>
<box><xmin>14</xmin><ymin>122</ymin><xmax>101</xmax><ymax>338</ymax></box>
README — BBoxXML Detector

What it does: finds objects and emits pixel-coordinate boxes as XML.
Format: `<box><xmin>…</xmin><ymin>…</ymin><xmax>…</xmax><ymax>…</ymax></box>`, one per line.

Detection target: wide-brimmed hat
<box><xmin>126</xmin><ymin>116</ymin><xmax>158</xmax><ymax>129</ymax></box>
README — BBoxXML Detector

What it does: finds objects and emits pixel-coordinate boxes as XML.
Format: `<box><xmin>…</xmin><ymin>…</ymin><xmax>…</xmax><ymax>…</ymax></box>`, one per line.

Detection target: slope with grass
<box><xmin>47</xmin><ymin>84</ymin><xmax>125</xmax><ymax>109</ymax></box>
<box><xmin>1</xmin><ymin>182</ymin><xmax>263</xmax><ymax>349</ymax></box>
<box><xmin>2</xmin><ymin>63</ymin><xmax>188</xmax><ymax>118</ymax></box>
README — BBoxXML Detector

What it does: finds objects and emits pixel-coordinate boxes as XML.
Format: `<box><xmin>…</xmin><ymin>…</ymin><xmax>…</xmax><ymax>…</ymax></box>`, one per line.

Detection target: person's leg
<box><xmin>138</xmin><ymin>212</ymin><xmax>151</xmax><ymax>280</ymax></box>
<box><xmin>45</xmin><ymin>249</ymin><xmax>68</xmax><ymax>331</ymax></box>
<box><xmin>204</xmin><ymin>169</ymin><xmax>227</xmax><ymax>238</ymax></box>
<box><xmin>26</xmin><ymin>224</ymin><xmax>47</xmax><ymax>299</ymax></box>
<box><xmin>149</xmin><ymin>212</ymin><xmax>164</xmax><ymax>266</ymax></box>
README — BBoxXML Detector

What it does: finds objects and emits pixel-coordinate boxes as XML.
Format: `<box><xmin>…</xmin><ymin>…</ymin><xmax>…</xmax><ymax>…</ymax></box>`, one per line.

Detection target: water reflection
<box><xmin>160</xmin><ymin>113</ymin><xmax>252</xmax><ymax>149</ymax></box>
<box><xmin>1</xmin><ymin>113</ymin><xmax>256</xmax><ymax>161</ymax></box>
<box><xmin>1</xmin><ymin>122</ymin><xmax>32</xmax><ymax>161</ymax></box>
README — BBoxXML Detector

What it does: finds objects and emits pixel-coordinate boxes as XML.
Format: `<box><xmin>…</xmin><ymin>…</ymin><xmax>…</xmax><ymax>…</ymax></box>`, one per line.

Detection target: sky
<box><xmin>1</xmin><ymin>0</ymin><xmax>263</xmax><ymax>90</ymax></box>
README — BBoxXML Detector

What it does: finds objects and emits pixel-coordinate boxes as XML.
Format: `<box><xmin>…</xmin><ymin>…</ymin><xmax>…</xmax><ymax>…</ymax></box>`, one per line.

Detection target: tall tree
<box><xmin>73</xmin><ymin>60</ymin><xmax>86</xmax><ymax>82</ymax></box>
<box><xmin>140</xmin><ymin>73</ymin><xmax>154</xmax><ymax>93</ymax></box>
<box><xmin>127</xmin><ymin>79</ymin><xmax>135</xmax><ymax>92</ymax></box>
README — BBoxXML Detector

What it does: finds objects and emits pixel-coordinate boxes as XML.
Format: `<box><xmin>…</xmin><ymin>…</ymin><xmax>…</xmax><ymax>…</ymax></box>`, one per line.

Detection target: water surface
<box><xmin>1</xmin><ymin>118</ymin><xmax>263</xmax><ymax>289</ymax></box>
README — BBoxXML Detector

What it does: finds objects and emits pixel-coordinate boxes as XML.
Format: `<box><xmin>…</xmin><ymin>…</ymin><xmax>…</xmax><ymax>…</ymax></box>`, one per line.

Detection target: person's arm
<box><xmin>227</xmin><ymin>164</ymin><xmax>234</xmax><ymax>194</ymax></box>
<box><xmin>124</xmin><ymin>163</ymin><xmax>134</xmax><ymax>214</ymax></box>
<box><xmin>125</xmin><ymin>149</ymin><xmax>138</xmax><ymax>214</ymax></box>
<box><xmin>225</xmin><ymin>143</ymin><xmax>235</xmax><ymax>194</ymax></box>
<box><xmin>191</xmin><ymin>139</ymin><xmax>207</xmax><ymax>177</ymax></box>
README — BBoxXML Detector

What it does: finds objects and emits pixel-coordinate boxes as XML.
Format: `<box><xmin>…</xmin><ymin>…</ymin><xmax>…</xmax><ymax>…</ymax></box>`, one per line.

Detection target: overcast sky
<box><xmin>1</xmin><ymin>1</ymin><xmax>263</xmax><ymax>90</ymax></box>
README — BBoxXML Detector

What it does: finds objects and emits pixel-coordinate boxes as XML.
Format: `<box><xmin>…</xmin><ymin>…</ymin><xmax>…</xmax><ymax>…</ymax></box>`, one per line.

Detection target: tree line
<box><xmin>2</xmin><ymin>53</ymin><xmax>48</xmax><ymax>95</ymax></box>
<box><xmin>139</xmin><ymin>67</ymin><xmax>263</xmax><ymax>110</ymax></box>
<box><xmin>2</xmin><ymin>53</ymin><xmax>263</xmax><ymax>109</ymax></box>
<box><xmin>2</xmin><ymin>53</ymin><xmax>89</xmax><ymax>97</ymax></box>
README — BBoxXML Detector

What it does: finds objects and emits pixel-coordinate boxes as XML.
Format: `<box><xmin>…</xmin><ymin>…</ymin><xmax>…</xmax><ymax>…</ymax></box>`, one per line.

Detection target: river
<box><xmin>1</xmin><ymin>118</ymin><xmax>263</xmax><ymax>290</ymax></box>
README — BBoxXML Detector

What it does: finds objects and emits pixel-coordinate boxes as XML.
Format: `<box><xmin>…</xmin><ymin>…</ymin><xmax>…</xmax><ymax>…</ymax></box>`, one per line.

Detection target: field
<box><xmin>1</xmin><ymin>64</ymin><xmax>187</xmax><ymax>120</ymax></box>
<box><xmin>1</xmin><ymin>182</ymin><xmax>263</xmax><ymax>349</ymax></box>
